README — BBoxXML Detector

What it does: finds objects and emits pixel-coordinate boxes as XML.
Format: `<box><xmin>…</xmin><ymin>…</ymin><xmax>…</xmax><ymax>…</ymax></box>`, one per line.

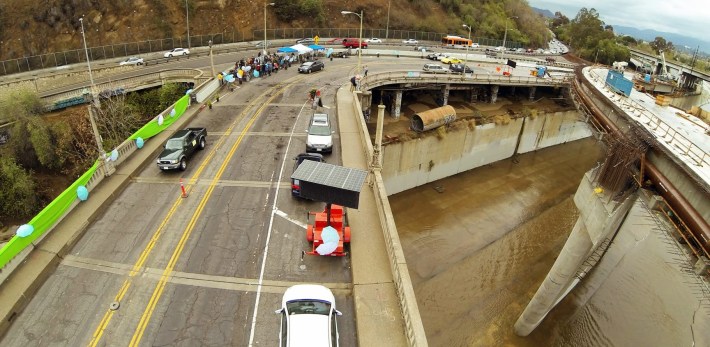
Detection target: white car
<box><xmin>163</xmin><ymin>48</ymin><xmax>190</xmax><ymax>58</ymax></box>
<box><xmin>423</xmin><ymin>63</ymin><xmax>448</xmax><ymax>73</ymax></box>
<box><xmin>471</xmin><ymin>43</ymin><xmax>480</xmax><ymax>48</ymax></box>
<box><xmin>306</xmin><ymin>113</ymin><xmax>334</xmax><ymax>153</ymax></box>
<box><xmin>402</xmin><ymin>39</ymin><xmax>419</xmax><ymax>45</ymax></box>
<box><xmin>119</xmin><ymin>57</ymin><xmax>144</xmax><ymax>66</ymax></box>
<box><xmin>276</xmin><ymin>284</ymin><xmax>342</xmax><ymax>347</ymax></box>
<box><xmin>365</xmin><ymin>38</ymin><xmax>382</xmax><ymax>43</ymax></box>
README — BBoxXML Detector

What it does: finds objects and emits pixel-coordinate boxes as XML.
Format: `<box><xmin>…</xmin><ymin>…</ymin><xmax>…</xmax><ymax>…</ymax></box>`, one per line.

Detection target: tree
<box><xmin>649</xmin><ymin>36</ymin><xmax>674</xmax><ymax>54</ymax></box>
<box><xmin>0</xmin><ymin>156</ymin><xmax>37</xmax><ymax>220</ymax></box>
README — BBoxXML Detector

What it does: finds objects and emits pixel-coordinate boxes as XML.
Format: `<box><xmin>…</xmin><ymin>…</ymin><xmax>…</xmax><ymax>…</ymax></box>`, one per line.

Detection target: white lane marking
<box><xmin>247</xmin><ymin>99</ymin><xmax>311</xmax><ymax>347</ymax></box>
<box><xmin>275</xmin><ymin>209</ymin><xmax>308</xmax><ymax>229</ymax></box>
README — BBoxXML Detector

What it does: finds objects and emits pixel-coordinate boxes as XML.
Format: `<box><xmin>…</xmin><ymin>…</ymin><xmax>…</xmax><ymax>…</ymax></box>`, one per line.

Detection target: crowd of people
<box><xmin>217</xmin><ymin>51</ymin><xmax>324</xmax><ymax>86</ymax></box>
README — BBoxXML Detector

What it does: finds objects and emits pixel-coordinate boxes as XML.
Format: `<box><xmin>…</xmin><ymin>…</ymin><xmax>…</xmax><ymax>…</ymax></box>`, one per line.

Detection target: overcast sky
<box><xmin>527</xmin><ymin>0</ymin><xmax>710</xmax><ymax>42</ymax></box>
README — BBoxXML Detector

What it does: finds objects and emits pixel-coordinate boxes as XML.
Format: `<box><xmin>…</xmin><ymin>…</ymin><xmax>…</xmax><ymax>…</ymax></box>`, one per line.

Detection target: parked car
<box><xmin>306</xmin><ymin>113</ymin><xmax>334</xmax><ymax>153</ymax></box>
<box><xmin>449</xmin><ymin>63</ymin><xmax>473</xmax><ymax>73</ymax></box>
<box><xmin>255</xmin><ymin>41</ymin><xmax>272</xmax><ymax>48</ymax></box>
<box><xmin>440</xmin><ymin>56</ymin><xmax>463</xmax><ymax>64</ymax></box>
<box><xmin>163</xmin><ymin>48</ymin><xmax>189</xmax><ymax>58</ymax></box>
<box><xmin>291</xmin><ymin>153</ymin><xmax>325</xmax><ymax>197</ymax></box>
<box><xmin>119</xmin><ymin>56</ymin><xmax>144</xmax><ymax>66</ymax></box>
<box><xmin>402</xmin><ymin>38</ymin><xmax>419</xmax><ymax>45</ymax></box>
<box><xmin>365</xmin><ymin>38</ymin><xmax>383</xmax><ymax>43</ymax></box>
<box><xmin>156</xmin><ymin>128</ymin><xmax>207</xmax><ymax>171</ymax></box>
<box><xmin>296</xmin><ymin>38</ymin><xmax>315</xmax><ymax>44</ymax></box>
<box><xmin>423</xmin><ymin>63</ymin><xmax>448</xmax><ymax>73</ymax></box>
<box><xmin>275</xmin><ymin>284</ymin><xmax>342</xmax><ymax>347</ymax></box>
<box><xmin>298</xmin><ymin>60</ymin><xmax>325</xmax><ymax>73</ymax></box>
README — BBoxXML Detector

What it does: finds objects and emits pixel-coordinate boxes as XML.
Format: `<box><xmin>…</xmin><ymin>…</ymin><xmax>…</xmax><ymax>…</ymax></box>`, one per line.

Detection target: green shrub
<box><xmin>0</xmin><ymin>156</ymin><xmax>37</xmax><ymax>219</ymax></box>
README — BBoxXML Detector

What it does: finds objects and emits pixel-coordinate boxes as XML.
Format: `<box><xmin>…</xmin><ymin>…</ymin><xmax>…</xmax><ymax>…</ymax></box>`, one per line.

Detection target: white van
<box><xmin>423</xmin><ymin>64</ymin><xmax>448</xmax><ymax>73</ymax></box>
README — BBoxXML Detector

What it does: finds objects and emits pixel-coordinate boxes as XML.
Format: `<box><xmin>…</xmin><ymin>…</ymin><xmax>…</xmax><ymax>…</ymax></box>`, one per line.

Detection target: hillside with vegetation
<box><xmin>0</xmin><ymin>0</ymin><xmax>550</xmax><ymax>60</ymax></box>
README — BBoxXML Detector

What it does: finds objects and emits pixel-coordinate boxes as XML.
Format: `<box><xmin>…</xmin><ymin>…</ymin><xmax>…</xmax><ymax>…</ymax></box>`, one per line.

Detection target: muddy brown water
<box><xmin>390</xmin><ymin>137</ymin><xmax>605</xmax><ymax>346</ymax></box>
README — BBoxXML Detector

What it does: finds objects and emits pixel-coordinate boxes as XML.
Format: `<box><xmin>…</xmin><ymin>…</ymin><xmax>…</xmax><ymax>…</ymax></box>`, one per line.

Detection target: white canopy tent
<box><xmin>290</xmin><ymin>43</ymin><xmax>313</xmax><ymax>55</ymax></box>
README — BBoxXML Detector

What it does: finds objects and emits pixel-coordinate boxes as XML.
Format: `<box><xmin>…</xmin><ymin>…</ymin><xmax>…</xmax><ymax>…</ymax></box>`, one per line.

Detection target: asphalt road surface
<box><xmin>2</xmin><ymin>46</ymin><xmax>570</xmax><ymax>346</ymax></box>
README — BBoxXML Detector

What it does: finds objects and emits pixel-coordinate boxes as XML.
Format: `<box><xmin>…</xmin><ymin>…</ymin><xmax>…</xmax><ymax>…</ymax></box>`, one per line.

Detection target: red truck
<box><xmin>341</xmin><ymin>38</ymin><xmax>367</xmax><ymax>49</ymax></box>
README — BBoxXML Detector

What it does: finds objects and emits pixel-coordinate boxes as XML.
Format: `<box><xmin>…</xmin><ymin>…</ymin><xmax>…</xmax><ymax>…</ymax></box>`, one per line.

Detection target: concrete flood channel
<box><xmin>374</xmin><ymin>91</ymin><xmax>707</xmax><ymax>345</ymax></box>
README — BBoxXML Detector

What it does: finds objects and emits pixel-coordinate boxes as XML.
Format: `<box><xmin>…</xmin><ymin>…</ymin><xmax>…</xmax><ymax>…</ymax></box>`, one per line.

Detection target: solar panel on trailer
<box><xmin>291</xmin><ymin>160</ymin><xmax>368</xmax><ymax>208</ymax></box>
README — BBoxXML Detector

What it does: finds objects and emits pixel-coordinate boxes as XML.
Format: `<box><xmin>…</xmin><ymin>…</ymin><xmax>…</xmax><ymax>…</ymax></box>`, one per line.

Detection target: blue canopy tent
<box><xmin>308</xmin><ymin>44</ymin><xmax>325</xmax><ymax>51</ymax></box>
<box><xmin>277</xmin><ymin>47</ymin><xmax>298</xmax><ymax>53</ymax></box>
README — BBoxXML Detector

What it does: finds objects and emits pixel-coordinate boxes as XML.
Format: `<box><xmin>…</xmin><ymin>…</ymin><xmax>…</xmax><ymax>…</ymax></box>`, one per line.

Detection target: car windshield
<box><xmin>165</xmin><ymin>138</ymin><xmax>183</xmax><ymax>150</ymax></box>
<box><xmin>302</xmin><ymin>62</ymin><xmax>313</xmax><ymax>67</ymax></box>
<box><xmin>308</xmin><ymin>125</ymin><xmax>331</xmax><ymax>136</ymax></box>
<box><xmin>286</xmin><ymin>300</ymin><xmax>331</xmax><ymax>315</ymax></box>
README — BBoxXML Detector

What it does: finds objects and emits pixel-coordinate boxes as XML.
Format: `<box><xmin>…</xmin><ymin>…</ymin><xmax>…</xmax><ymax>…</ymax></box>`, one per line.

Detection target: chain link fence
<box><xmin>0</xmin><ymin>28</ymin><xmax>521</xmax><ymax>76</ymax></box>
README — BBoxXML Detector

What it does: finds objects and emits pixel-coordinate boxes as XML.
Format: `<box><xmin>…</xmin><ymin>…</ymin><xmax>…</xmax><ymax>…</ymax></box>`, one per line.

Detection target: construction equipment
<box><xmin>304</xmin><ymin>204</ymin><xmax>351</xmax><ymax>256</ymax></box>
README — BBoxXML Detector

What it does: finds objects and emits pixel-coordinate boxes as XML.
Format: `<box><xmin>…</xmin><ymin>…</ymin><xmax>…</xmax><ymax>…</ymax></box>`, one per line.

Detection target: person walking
<box><xmin>364</xmin><ymin>65</ymin><xmax>368</xmax><ymax>77</ymax></box>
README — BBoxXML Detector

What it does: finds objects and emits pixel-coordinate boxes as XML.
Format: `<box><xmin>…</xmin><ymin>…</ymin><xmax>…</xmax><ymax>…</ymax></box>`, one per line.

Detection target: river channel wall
<box><xmin>382</xmin><ymin>110</ymin><xmax>593</xmax><ymax>195</ymax></box>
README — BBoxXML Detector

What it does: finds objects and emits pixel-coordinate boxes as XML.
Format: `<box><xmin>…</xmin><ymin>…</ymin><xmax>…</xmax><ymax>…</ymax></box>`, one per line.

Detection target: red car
<box><xmin>341</xmin><ymin>38</ymin><xmax>367</xmax><ymax>49</ymax></box>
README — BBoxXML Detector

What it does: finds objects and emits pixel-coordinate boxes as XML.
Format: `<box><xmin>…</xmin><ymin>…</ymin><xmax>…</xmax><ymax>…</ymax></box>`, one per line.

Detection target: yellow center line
<box><xmin>87</xmin><ymin>75</ymin><xmax>303</xmax><ymax>346</ymax></box>
<box><xmin>128</xmin><ymin>77</ymin><xmax>305</xmax><ymax>346</ymax></box>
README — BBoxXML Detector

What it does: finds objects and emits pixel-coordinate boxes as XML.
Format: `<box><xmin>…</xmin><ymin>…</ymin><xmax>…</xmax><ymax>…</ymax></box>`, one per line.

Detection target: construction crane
<box><xmin>658</xmin><ymin>50</ymin><xmax>675</xmax><ymax>81</ymax></box>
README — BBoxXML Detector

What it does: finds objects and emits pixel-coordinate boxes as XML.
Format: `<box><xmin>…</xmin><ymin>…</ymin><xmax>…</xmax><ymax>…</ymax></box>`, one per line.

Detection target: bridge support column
<box><xmin>441</xmin><ymin>85</ymin><xmax>450</xmax><ymax>105</ymax></box>
<box><xmin>490</xmin><ymin>85</ymin><xmax>499</xmax><ymax>103</ymax></box>
<box><xmin>469</xmin><ymin>88</ymin><xmax>478</xmax><ymax>103</ymax></box>
<box><xmin>529</xmin><ymin>86</ymin><xmax>537</xmax><ymax>101</ymax></box>
<box><xmin>392</xmin><ymin>90</ymin><xmax>403</xmax><ymax>120</ymax></box>
<box><xmin>361</xmin><ymin>91</ymin><xmax>372</xmax><ymax>118</ymax></box>
<box><xmin>514</xmin><ymin>170</ymin><xmax>637</xmax><ymax>336</ymax></box>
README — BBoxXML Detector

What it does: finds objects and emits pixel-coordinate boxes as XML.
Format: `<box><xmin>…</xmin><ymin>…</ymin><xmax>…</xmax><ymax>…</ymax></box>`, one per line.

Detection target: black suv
<box><xmin>449</xmin><ymin>64</ymin><xmax>473</xmax><ymax>73</ymax></box>
<box><xmin>291</xmin><ymin>153</ymin><xmax>325</xmax><ymax>197</ymax></box>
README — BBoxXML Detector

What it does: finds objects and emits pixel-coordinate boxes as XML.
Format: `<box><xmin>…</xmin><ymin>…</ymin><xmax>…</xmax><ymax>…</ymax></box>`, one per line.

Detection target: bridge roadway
<box><xmin>0</xmin><ymin>49</ymin><xmax>574</xmax><ymax>346</ymax></box>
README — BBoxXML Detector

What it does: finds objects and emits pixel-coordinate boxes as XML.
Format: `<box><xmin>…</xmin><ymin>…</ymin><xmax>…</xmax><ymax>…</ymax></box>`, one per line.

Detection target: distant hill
<box><xmin>531</xmin><ymin>7</ymin><xmax>555</xmax><ymax>18</ymax></box>
<box><xmin>612</xmin><ymin>25</ymin><xmax>710</xmax><ymax>54</ymax></box>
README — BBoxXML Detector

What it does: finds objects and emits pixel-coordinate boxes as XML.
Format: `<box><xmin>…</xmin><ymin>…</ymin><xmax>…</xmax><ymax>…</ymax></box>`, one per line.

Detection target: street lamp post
<box><xmin>462</xmin><ymin>24</ymin><xmax>472</xmax><ymax>78</ymax></box>
<box><xmin>502</xmin><ymin>16</ymin><xmax>518</xmax><ymax>49</ymax></box>
<box><xmin>185</xmin><ymin>0</ymin><xmax>190</xmax><ymax>48</ymax></box>
<box><xmin>79</xmin><ymin>17</ymin><xmax>96</xmax><ymax>96</ymax></box>
<box><xmin>341</xmin><ymin>10</ymin><xmax>363</xmax><ymax>75</ymax></box>
<box><xmin>209</xmin><ymin>40</ymin><xmax>216</xmax><ymax>77</ymax></box>
<box><xmin>385</xmin><ymin>0</ymin><xmax>391</xmax><ymax>40</ymax></box>
<box><xmin>79</xmin><ymin>16</ymin><xmax>112</xmax><ymax>176</ymax></box>
<box><xmin>264</xmin><ymin>2</ymin><xmax>275</xmax><ymax>55</ymax></box>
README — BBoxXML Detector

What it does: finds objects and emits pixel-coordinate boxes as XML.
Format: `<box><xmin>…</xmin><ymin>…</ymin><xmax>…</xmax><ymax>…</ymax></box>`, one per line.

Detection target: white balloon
<box><xmin>157</xmin><ymin>115</ymin><xmax>164</xmax><ymax>125</ymax></box>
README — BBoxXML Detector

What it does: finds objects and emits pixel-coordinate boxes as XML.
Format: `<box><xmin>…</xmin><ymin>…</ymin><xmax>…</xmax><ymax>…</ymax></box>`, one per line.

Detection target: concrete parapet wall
<box><xmin>337</xmin><ymin>86</ymin><xmax>428</xmax><ymax>346</ymax></box>
<box><xmin>383</xmin><ymin>111</ymin><xmax>592</xmax><ymax>195</ymax></box>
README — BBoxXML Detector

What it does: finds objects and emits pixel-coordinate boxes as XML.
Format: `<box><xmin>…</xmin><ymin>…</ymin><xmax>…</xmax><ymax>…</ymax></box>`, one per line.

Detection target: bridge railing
<box><xmin>360</xmin><ymin>70</ymin><xmax>572</xmax><ymax>91</ymax></box>
<box><xmin>39</xmin><ymin>69</ymin><xmax>205</xmax><ymax>111</ymax></box>
<box><xmin>342</xmin><ymin>89</ymin><xmax>429</xmax><ymax>346</ymax></box>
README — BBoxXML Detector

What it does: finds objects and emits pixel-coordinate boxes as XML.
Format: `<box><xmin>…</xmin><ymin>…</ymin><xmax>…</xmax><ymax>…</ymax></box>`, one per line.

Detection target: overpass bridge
<box><xmin>0</xmin><ymin>49</ymin><xmax>577</xmax><ymax>346</ymax></box>
<box><xmin>628</xmin><ymin>48</ymin><xmax>709</xmax><ymax>91</ymax></box>
<box><xmin>1</xmin><ymin>47</ymin><xmax>707</xmax><ymax>346</ymax></box>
